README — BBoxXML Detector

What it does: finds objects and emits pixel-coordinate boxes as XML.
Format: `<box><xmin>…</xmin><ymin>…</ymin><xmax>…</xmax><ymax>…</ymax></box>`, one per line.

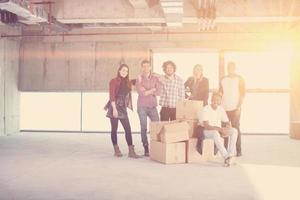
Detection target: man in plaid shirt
<box><xmin>159</xmin><ymin>60</ymin><xmax>185</xmax><ymax>121</ymax></box>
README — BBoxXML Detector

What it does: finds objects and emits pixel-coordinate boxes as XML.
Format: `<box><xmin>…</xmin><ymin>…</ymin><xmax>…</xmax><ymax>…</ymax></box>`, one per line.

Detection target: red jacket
<box><xmin>109</xmin><ymin>77</ymin><xmax>133</xmax><ymax>110</ymax></box>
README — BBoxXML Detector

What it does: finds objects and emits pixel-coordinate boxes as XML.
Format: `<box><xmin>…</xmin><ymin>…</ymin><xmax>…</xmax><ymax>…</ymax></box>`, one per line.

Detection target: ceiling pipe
<box><xmin>194</xmin><ymin>0</ymin><xmax>217</xmax><ymax>31</ymax></box>
<box><xmin>0</xmin><ymin>30</ymin><xmax>263</xmax><ymax>38</ymax></box>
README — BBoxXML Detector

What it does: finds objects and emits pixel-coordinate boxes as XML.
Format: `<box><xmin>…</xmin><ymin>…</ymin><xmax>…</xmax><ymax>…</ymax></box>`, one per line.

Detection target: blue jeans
<box><xmin>137</xmin><ymin>106</ymin><xmax>159</xmax><ymax>146</ymax></box>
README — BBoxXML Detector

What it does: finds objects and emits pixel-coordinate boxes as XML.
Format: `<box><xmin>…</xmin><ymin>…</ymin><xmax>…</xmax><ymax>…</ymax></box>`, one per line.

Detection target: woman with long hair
<box><xmin>184</xmin><ymin>64</ymin><xmax>209</xmax><ymax>105</ymax></box>
<box><xmin>105</xmin><ymin>64</ymin><xmax>140</xmax><ymax>158</ymax></box>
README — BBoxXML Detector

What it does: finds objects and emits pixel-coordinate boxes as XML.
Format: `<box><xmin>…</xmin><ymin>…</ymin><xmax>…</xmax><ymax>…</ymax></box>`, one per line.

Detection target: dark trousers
<box><xmin>160</xmin><ymin>107</ymin><xmax>176</xmax><ymax>121</ymax></box>
<box><xmin>224</xmin><ymin>109</ymin><xmax>242</xmax><ymax>154</ymax></box>
<box><xmin>110</xmin><ymin>116</ymin><xmax>133</xmax><ymax>146</ymax></box>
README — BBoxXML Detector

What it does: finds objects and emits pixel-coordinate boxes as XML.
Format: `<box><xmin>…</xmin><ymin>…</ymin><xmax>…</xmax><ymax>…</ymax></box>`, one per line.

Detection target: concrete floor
<box><xmin>0</xmin><ymin>133</ymin><xmax>300</xmax><ymax>200</ymax></box>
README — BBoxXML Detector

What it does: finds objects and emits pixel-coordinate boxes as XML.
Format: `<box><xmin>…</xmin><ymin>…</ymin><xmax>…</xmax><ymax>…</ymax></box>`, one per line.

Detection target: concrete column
<box><xmin>4</xmin><ymin>39</ymin><xmax>20</xmax><ymax>135</ymax></box>
<box><xmin>0</xmin><ymin>39</ymin><xmax>4</xmax><ymax>135</ymax></box>
<box><xmin>0</xmin><ymin>38</ymin><xmax>20</xmax><ymax>135</ymax></box>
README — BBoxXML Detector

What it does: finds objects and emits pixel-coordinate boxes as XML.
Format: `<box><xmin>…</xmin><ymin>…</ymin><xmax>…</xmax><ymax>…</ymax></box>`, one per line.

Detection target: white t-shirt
<box><xmin>200</xmin><ymin>105</ymin><xmax>229</xmax><ymax>127</ymax></box>
<box><xmin>220</xmin><ymin>76</ymin><xmax>241</xmax><ymax>111</ymax></box>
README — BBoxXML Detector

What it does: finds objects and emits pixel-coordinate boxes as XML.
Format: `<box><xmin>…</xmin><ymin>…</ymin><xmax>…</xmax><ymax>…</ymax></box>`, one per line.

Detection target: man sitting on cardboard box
<box><xmin>200</xmin><ymin>92</ymin><xmax>238</xmax><ymax>166</ymax></box>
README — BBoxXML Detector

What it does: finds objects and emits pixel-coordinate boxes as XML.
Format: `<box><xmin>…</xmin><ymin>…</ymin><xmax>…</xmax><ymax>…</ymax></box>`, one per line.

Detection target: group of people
<box><xmin>104</xmin><ymin>60</ymin><xmax>245</xmax><ymax>166</ymax></box>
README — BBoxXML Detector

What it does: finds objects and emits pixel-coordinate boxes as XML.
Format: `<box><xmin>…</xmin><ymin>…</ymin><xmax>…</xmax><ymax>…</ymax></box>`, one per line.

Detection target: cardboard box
<box><xmin>202</xmin><ymin>139</ymin><xmax>215</xmax><ymax>161</ymax></box>
<box><xmin>186</xmin><ymin>138</ymin><xmax>202</xmax><ymax>163</ymax></box>
<box><xmin>176</xmin><ymin>100</ymin><xmax>203</xmax><ymax>120</ymax></box>
<box><xmin>290</xmin><ymin>122</ymin><xmax>300</xmax><ymax>140</ymax></box>
<box><xmin>149</xmin><ymin>121</ymin><xmax>178</xmax><ymax>141</ymax></box>
<box><xmin>184</xmin><ymin>119</ymin><xmax>199</xmax><ymax>138</ymax></box>
<box><xmin>150</xmin><ymin>140</ymin><xmax>186</xmax><ymax>164</ymax></box>
<box><xmin>186</xmin><ymin>138</ymin><xmax>215</xmax><ymax>163</ymax></box>
<box><xmin>160</xmin><ymin>122</ymin><xmax>189</xmax><ymax>143</ymax></box>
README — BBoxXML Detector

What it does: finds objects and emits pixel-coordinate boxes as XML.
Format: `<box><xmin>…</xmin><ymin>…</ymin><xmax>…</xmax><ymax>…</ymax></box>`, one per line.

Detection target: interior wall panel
<box><xmin>20</xmin><ymin>41</ymin><xmax>150</xmax><ymax>91</ymax></box>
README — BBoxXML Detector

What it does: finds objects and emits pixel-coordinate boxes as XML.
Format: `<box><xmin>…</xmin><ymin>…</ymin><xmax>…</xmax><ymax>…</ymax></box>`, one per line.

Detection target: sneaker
<box><xmin>236</xmin><ymin>152</ymin><xmax>242</xmax><ymax>157</ymax></box>
<box><xmin>224</xmin><ymin>156</ymin><xmax>232</xmax><ymax>167</ymax></box>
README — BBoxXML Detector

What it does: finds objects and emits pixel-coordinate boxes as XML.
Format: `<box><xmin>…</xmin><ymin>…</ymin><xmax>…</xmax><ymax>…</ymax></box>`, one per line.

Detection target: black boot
<box><xmin>144</xmin><ymin>145</ymin><xmax>149</xmax><ymax>157</ymax></box>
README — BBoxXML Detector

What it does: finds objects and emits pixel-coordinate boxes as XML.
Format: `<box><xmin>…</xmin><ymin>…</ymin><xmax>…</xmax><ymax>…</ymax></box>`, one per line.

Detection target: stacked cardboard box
<box><xmin>176</xmin><ymin>100</ymin><xmax>215</xmax><ymax>163</ymax></box>
<box><xmin>290</xmin><ymin>122</ymin><xmax>300</xmax><ymax>140</ymax></box>
<box><xmin>176</xmin><ymin>99</ymin><xmax>203</xmax><ymax>138</ymax></box>
<box><xmin>186</xmin><ymin>138</ymin><xmax>215</xmax><ymax>163</ymax></box>
<box><xmin>150</xmin><ymin>100</ymin><xmax>215</xmax><ymax>164</ymax></box>
<box><xmin>150</xmin><ymin>121</ymin><xmax>189</xmax><ymax>164</ymax></box>
<box><xmin>150</xmin><ymin>141</ymin><xmax>186</xmax><ymax>164</ymax></box>
<box><xmin>184</xmin><ymin>119</ymin><xmax>199</xmax><ymax>138</ymax></box>
<box><xmin>176</xmin><ymin>100</ymin><xmax>203</xmax><ymax>120</ymax></box>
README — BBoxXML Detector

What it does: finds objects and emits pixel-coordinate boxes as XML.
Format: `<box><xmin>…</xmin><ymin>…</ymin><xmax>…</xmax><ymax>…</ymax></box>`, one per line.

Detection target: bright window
<box><xmin>224</xmin><ymin>52</ymin><xmax>289</xmax><ymax>89</ymax></box>
<box><xmin>82</xmin><ymin>92</ymin><xmax>140</xmax><ymax>132</ymax></box>
<box><xmin>225</xmin><ymin>51</ymin><xmax>290</xmax><ymax>134</ymax></box>
<box><xmin>241</xmin><ymin>93</ymin><xmax>289</xmax><ymax>133</ymax></box>
<box><xmin>20</xmin><ymin>92</ymin><xmax>141</xmax><ymax>132</ymax></box>
<box><xmin>20</xmin><ymin>92</ymin><xmax>81</xmax><ymax>131</ymax></box>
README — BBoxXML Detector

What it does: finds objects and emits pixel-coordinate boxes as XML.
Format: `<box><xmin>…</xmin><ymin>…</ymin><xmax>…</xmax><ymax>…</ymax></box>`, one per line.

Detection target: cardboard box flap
<box><xmin>150</xmin><ymin>120</ymin><xmax>180</xmax><ymax>141</ymax></box>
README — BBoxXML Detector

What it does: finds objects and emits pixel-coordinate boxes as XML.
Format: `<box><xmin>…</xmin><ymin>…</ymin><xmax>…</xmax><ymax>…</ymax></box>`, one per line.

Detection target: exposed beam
<box><xmin>0</xmin><ymin>0</ymin><xmax>48</xmax><ymax>24</ymax></box>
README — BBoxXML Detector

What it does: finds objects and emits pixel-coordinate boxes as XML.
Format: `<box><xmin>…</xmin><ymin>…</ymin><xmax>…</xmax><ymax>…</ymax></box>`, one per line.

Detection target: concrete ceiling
<box><xmin>1</xmin><ymin>0</ymin><xmax>300</xmax><ymax>35</ymax></box>
<box><xmin>42</xmin><ymin>0</ymin><xmax>300</xmax><ymax>33</ymax></box>
<box><xmin>52</xmin><ymin>0</ymin><xmax>300</xmax><ymax>22</ymax></box>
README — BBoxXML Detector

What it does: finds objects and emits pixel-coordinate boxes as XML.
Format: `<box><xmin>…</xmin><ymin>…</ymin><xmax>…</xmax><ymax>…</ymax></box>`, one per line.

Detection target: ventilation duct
<box><xmin>128</xmin><ymin>0</ymin><xmax>160</xmax><ymax>8</ymax></box>
<box><xmin>0</xmin><ymin>0</ymin><xmax>48</xmax><ymax>24</ymax></box>
<box><xmin>160</xmin><ymin>0</ymin><xmax>183</xmax><ymax>27</ymax></box>
<box><xmin>128</xmin><ymin>0</ymin><xmax>149</xmax><ymax>9</ymax></box>
<box><xmin>0</xmin><ymin>9</ymin><xmax>17</xmax><ymax>24</ymax></box>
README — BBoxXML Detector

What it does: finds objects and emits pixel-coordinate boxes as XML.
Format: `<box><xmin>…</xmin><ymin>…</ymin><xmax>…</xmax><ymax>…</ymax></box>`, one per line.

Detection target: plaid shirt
<box><xmin>159</xmin><ymin>75</ymin><xmax>185</xmax><ymax>108</ymax></box>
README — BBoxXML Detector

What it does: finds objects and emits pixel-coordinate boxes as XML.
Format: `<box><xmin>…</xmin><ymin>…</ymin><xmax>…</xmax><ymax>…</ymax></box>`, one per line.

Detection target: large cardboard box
<box><xmin>184</xmin><ymin>120</ymin><xmax>199</xmax><ymax>138</ymax></box>
<box><xmin>150</xmin><ymin>140</ymin><xmax>186</xmax><ymax>164</ymax></box>
<box><xmin>186</xmin><ymin>138</ymin><xmax>215</xmax><ymax>163</ymax></box>
<box><xmin>149</xmin><ymin>121</ymin><xmax>175</xmax><ymax>141</ymax></box>
<box><xmin>202</xmin><ymin>139</ymin><xmax>215</xmax><ymax>161</ymax></box>
<box><xmin>186</xmin><ymin>138</ymin><xmax>202</xmax><ymax>163</ymax></box>
<box><xmin>290</xmin><ymin>122</ymin><xmax>300</xmax><ymax>140</ymax></box>
<box><xmin>160</xmin><ymin>122</ymin><xmax>189</xmax><ymax>143</ymax></box>
<box><xmin>176</xmin><ymin>100</ymin><xmax>203</xmax><ymax>120</ymax></box>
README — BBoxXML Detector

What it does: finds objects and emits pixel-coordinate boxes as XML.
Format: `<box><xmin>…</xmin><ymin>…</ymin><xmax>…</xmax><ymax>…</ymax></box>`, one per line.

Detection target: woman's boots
<box><xmin>128</xmin><ymin>145</ymin><xmax>141</xmax><ymax>158</ymax></box>
<box><xmin>114</xmin><ymin>145</ymin><xmax>141</xmax><ymax>158</ymax></box>
<box><xmin>113</xmin><ymin>145</ymin><xmax>123</xmax><ymax>157</ymax></box>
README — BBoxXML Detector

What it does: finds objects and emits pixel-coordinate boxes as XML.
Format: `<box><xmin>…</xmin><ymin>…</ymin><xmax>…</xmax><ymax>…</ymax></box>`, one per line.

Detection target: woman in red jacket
<box><xmin>105</xmin><ymin>64</ymin><xmax>140</xmax><ymax>158</ymax></box>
